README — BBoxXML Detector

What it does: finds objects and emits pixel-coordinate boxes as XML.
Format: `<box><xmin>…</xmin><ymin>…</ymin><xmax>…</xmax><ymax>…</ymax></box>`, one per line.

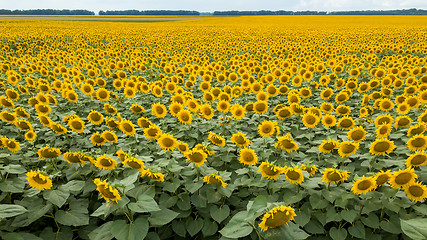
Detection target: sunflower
<box><xmin>376</xmin><ymin>123</ymin><xmax>392</xmax><ymax>138</ymax></box>
<box><xmin>336</xmin><ymin>116</ymin><xmax>355</xmax><ymax>130</ymax></box>
<box><xmin>253</xmin><ymin>101</ymin><xmax>268</xmax><ymax>114</ymax></box>
<box><xmin>347</xmin><ymin>127</ymin><xmax>367</xmax><ymax>142</ymax></box>
<box><xmin>389</xmin><ymin>168</ymin><xmax>418</xmax><ymax>189</ymax></box>
<box><xmin>103</xmin><ymin>103</ymin><xmax>117</xmax><ymax>115</ymax></box>
<box><xmin>208</xmin><ymin>132</ymin><xmax>226</xmax><ymax>147</ymax></box>
<box><xmin>96</xmin><ymin>88</ymin><xmax>110</xmax><ymax>101</ymax></box>
<box><xmin>93</xmin><ymin>178</ymin><xmax>121</xmax><ymax>203</ymax></box>
<box><xmin>301</xmin><ymin>164</ymin><xmax>318</xmax><ymax>177</ymax></box>
<box><xmin>157</xmin><ymin>133</ymin><xmax>178</xmax><ymax>151</ymax></box>
<box><xmin>0</xmin><ymin>110</ymin><xmax>16</xmax><ymax>123</ymax></box>
<box><xmin>90</xmin><ymin>133</ymin><xmax>106</xmax><ymax>147</ymax></box>
<box><xmin>318</xmin><ymin>139</ymin><xmax>339</xmax><ymax>153</ymax></box>
<box><xmin>87</xmin><ymin>110</ymin><xmax>104</xmax><ymax>125</ymax></box>
<box><xmin>123</xmin><ymin>156</ymin><xmax>145</xmax><ymax>173</ymax></box>
<box><xmin>216</xmin><ymin>100</ymin><xmax>230</xmax><ymax>113</ymax></box>
<box><xmin>258</xmin><ymin>161</ymin><xmax>283</xmax><ymax>180</ymax></box>
<box><xmin>302</xmin><ymin>112</ymin><xmax>320</xmax><ymax>128</ymax></box>
<box><xmin>322</xmin><ymin>114</ymin><xmax>337</xmax><ymax>128</ymax></box>
<box><xmin>335</xmin><ymin>92</ymin><xmax>349</xmax><ymax>104</ymax></box>
<box><xmin>34</xmin><ymin>103</ymin><xmax>51</xmax><ymax>115</ymax></box>
<box><xmin>322</xmin><ymin>168</ymin><xmax>350</xmax><ymax>184</ymax></box>
<box><xmin>379</xmin><ymin>98</ymin><xmax>394</xmax><ymax>112</ymax></box>
<box><xmin>418</xmin><ymin>110</ymin><xmax>427</xmax><ymax>124</ymax></box>
<box><xmin>195</xmin><ymin>144</ymin><xmax>215</xmax><ymax>156</ymax></box>
<box><xmin>231</xmin><ymin>132</ymin><xmax>252</xmax><ymax>148</ymax></box>
<box><xmin>200</xmin><ymin>104</ymin><xmax>215</xmax><ymax>119</ymax></box>
<box><xmin>185</xmin><ymin>149</ymin><xmax>207</xmax><ymax>167</ymax></box>
<box><xmin>258</xmin><ymin>120</ymin><xmax>277</xmax><ymax>137</ymax></box>
<box><xmin>284</xmin><ymin>166</ymin><xmax>304</xmax><ymax>184</ymax></box>
<box><xmin>320</xmin><ymin>102</ymin><xmax>334</xmax><ymax>114</ymax></box>
<box><xmin>63</xmin><ymin>152</ymin><xmax>86</xmax><ymax>165</ymax></box>
<box><xmin>25</xmin><ymin>131</ymin><xmax>37</xmax><ymax>141</ymax></box>
<box><xmin>276</xmin><ymin>106</ymin><xmax>292</xmax><ymax>120</ymax></box>
<box><xmin>68</xmin><ymin>118</ymin><xmax>85</xmax><ymax>133</ymax></box>
<box><xmin>258</xmin><ymin>206</ymin><xmax>297</xmax><ymax>231</ymax></box>
<box><xmin>203</xmin><ymin>174</ymin><xmax>227</xmax><ymax>188</ymax></box>
<box><xmin>26</xmin><ymin>171</ymin><xmax>52</xmax><ymax>191</ymax></box>
<box><xmin>369</xmin><ymin>138</ymin><xmax>396</xmax><ymax>156</ymax></box>
<box><xmin>374</xmin><ymin>114</ymin><xmax>393</xmax><ymax>127</ymax></box>
<box><xmin>231</xmin><ymin>104</ymin><xmax>245</xmax><ymax>120</ymax></box>
<box><xmin>119</xmin><ymin>119</ymin><xmax>136</xmax><ymax>135</ymax></box>
<box><xmin>51</xmin><ymin>123</ymin><xmax>67</xmax><ymax>135</ymax></box>
<box><xmin>137</xmin><ymin>117</ymin><xmax>152</xmax><ymax>129</ymax></box>
<box><xmin>14</xmin><ymin>107</ymin><xmax>30</xmax><ymax>119</ymax></box>
<box><xmin>37</xmin><ymin>146</ymin><xmax>61</xmax><ymax>160</ymax></box>
<box><xmin>169</xmin><ymin>102</ymin><xmax>183</xmax><ymax>116</ymax></box>
<box><xmin>239</xmin><ymin>148</ymin><xmax>258</xmax><ymax>165</ymax></box>
<box><xmin>152</xmin><ymin>103</ymin><xmax>167</xmax><ymax>118</ymax></box>
<box><xmin>177</xmin><ymin>109</ymin><xmax>192</xmax><ymax>125</ymax></box>
<box><xmin>275</xmin><ymin>134</ymin><xmax>299</xmax><ymax>153</ymax></box>
<box><xmin>15</xmin><ymin>119</ymin><xmax>32</xmax><ymax>131</ymax></box>
<box><xmin>101</xmin><ymin>130</ymin><xmax>118</xmax><ymax>143</ymax></box>
<box><xmin>395</xmin><ymin>116</ymin><xmax>412</xmax><ymax>128</ymax></box>
<box><xmin>404</xmin><ymin>181</ymin><xmax>427</xmax><ymax>202</ymax></box>
<box><xmin>177</xmin><ymin>141</ymin><xmax>189</xmax><ymax>153</ymax></box>
<box><xmin>407</xmin><ymin>123</ymin><xmax>426</xmax><ymax>137</ymax></box>
<box><xmin>375</xmin><ymin>170</ymin><xmax>391</xmax><ymax>186</ymax></box>
<box><xmin>338</xmin><ymin>141</ymin><xmax>359</xmax><ymax>157</ymax></box>
<box><xmin>351</xmin><ymin>176</ymin><xmax>377</xmax><ymax>195</ymax></box>
<box><xmin>407</xmin><ymin>134</ymin><xmax>427</xmax><ymax>151</ymax></box>
<box><xmin>143</xmin><ymin>169</ymin><xmax>165</xmax><ymax>182</ymax></box>
<box><xmin>406</xmin><ymin>151</ymin><xmax>427</xmax><ymax>168</ymax></box>
<box><xmin>95</xmin><ymin>155</ymin><xmax>117</xmax><ymax>170</ymax></box>
<box><xmin>144</xmin><ymin>124</ymin><xmax>162</xmax><ymax>140</ymax></box>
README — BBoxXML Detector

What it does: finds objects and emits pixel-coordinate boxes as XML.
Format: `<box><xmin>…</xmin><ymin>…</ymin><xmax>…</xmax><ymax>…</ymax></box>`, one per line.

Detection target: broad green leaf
<box><xmin>202</xmin><ymin>218</ymin><xmax>218</xmax><ymax>237</ymax></box>
<box><xmin>340</xmin><ymin>209</ymin><xmax>357</xmax><ymax>223</ymax></box>
<box><xmin>59</xmin><ymin>180</ymin><xmax>85</xmax><ymax>193</ymax></box>
<box><xmin>210</xmin><ymin>205</ymin><xmax>230</xmax><ymax>223</ymax></box>
<box><xmin>304</xmin><ymin>219</ymin><xmax>324</xmax><ymax>234</ymax></box>
<box><xmin>110</xmin><ymin>217</ymin><xmax>149</xmax><ymax>240</ymax></box>
<box><xmin>1</xmin><ymin>232</ymin><xmax>42</xmax><ymax>240</ymax></box>
<box><xmin>128</xmin><ymin>194</ymin><xmax>161</xmax><ymax>213</ymax></box>
<box><xmin>0</xmin><ymin>204</ymin><xmax>27</xmax><ymax>218</ymax></box>
<box><xmin>55</xmin><ymin>208</ymin><xmax>89</xmax><ymax>226</ymax></box>
<box><xmin>348</xmin><ymin>221</ymin><xmax>366</xmax><ymax>239</ymax></box>
<box><xmin>219</xmin><ymin>211</ymin><xmax>252</xmax><ymax>238</ymax></box>
<box><xmin>88</xmin><ymin>221</ymin><xmax>114</xmax><ymax>240</ymax></box>
<box><xmin>185</xmin><ymin>217</ymin><xmax>204</xmax><ymax>237</ymax></box>
<box><xmin>380</xmin><ymin>220</ymin><xmax>401</xmax><ymax>234</ymax></box>
<box><xmin>259</xmin><ymin>222</ymin><xmax>309</xmax><ymax>240</ymax></box>
<box><xmin>400</xmin><ymin>218</ymin><xmax>427</xmax><ymax>240</ymax></box>
<box><xmin>329</xmin><ymin>227</ymin><xmax>347</xmax><ymax>240</ymax></box>
<box><xmin>361</xmin><ymin>214</ymin><xmax>379</xmax><ymax>228</ymax></box>
<box><xmin>247</xmin><ymin>195</ymin><xmax>267</xmax><ymax>215</ymax></box>
<box><xmin>185</xmin><ymin>181</ymin><xmax>203</xmax><ymax>194</ymax></box>
<box><xmin>149</xmin><ymin>208</ymin><xmax>179</xmax><ymax>226</ymax></box>
<box><xmin>172</xmin><ymin>220</ymin><xmax>187</xmax><ymax>237</ymax></box>
<box><xmin>2</xmin><ymin>164</ymin><xmax>26</xmax><ymax>174</ymax></box>
<box><xmin>43</xmin><ymin>189</ymin><xmax>70</xmax><ymax>208</ymax></box>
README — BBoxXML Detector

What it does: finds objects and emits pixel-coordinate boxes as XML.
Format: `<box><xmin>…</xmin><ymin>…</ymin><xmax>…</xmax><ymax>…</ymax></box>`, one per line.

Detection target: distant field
<box><xmin>0</xmin><ymin>15</ymin><xmax>215</xmax><ymax>21</ymax></box>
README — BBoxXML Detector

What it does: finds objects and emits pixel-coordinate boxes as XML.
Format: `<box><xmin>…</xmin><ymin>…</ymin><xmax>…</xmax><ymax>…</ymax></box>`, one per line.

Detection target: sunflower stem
<box><xmin>248</xmin><ymin>221</ymin><xmax>264</xmax><ymax>240</ymax></box>
<box><xmin>327</xmin><ymin>182</ymin><xmax>331</xmax><ymax>191</ymax></box>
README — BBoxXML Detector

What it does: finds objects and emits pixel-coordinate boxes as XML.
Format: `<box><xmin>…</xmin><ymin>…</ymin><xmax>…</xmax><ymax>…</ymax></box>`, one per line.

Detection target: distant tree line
<box><xmin>98</xmin><ymin>10</ymin><xmax>200</xmax><ymax>15</ymax></box>
<box><xmin>213</xmin><ymin>8</ymin><xmax>427</xmax><ymax>15</ymax></box>
<box><xmin>0</xmin><ymin>9</ymin><xmax>95</xmax><ymax>15</ymax></box>
<box><xmin>213</xmin><ymin>10</ymin><xmax>326</xmax><ymax>15</ymax></box>
<box><xmin>329</xmin><ymin>8</ymin><xmax>427</xmax><ymax>15</ymax></box>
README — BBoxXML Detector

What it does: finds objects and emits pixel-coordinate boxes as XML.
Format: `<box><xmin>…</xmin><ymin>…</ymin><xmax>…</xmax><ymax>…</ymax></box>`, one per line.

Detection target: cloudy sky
<box><xmin>2</xmin><ymin>0</ymin><xmax>427</xmax><ymax>13</ymax></box>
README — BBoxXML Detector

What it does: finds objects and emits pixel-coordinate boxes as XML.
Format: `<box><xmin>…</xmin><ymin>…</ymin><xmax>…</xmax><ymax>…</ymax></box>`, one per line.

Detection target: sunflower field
<box><xmin>1</xmin><ymin>16</ymin><xmax>427</xmax><ymax>240</ymax></box>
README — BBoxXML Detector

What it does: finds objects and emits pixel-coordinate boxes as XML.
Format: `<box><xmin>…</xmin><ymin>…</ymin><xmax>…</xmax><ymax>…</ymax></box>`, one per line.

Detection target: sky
<box><xmin>2</xmin><ymin>0</ymin><xmax>427</xmax><ymax>13</ymax></box>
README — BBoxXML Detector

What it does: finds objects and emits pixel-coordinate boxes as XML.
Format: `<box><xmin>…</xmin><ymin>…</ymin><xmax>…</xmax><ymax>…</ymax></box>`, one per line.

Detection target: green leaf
<box><xmin>219</xmin><ymin>211</ymin><xmax>252</xmax><ymax>238</ymax></box>
<box><xmin>43</xmin><ymin>189</ymin><xmax>70</xmax><ymax>208</ymax></box>
<box><xmin>0</xmin><ymin>204</ymin><xmax>27</xmax><ymax>218</ymax></box>
<box><xmin>88</xmin><ymin>221</ymin><xmax>114</xmax><ymax>240</ymax></box>
<box><xmin>326</xmin><ymin>208</ymin><xmax>341</xmax><ymax>223</ymax></box>
<box><xmin>0</xmin><ymin>177</ymin><xmax>25</xmax><ymax>193</ymax></box>
<box><xmin>400</xmin><ymin>218</ymin><xmax>427</xmax><ymax>240</ymax></box>
<box><xmin>172</xmin><ymin>220</ymin><xmax>187</xmax><ymax>237</ymax></box>
<box><xmin>210</xmin><ymin>205</ymin><xmax>230</xmax><ymax>223</ymax></box>
<box><xmin>348</xmin><ymin>221</ymin><xmax>366</xmax><ymax>239</ymax></box>
<box><xmin>340</xmin><ymin>209</ymin><xmax>357</xmax><ymax>223</ymax></box>
<box><xmin>55</xmin><ymin>208</ymin><xmax>89</xmax><ymax>227</ymax></box>
<box><xmin>128</xmin><ymin>194</ymin><xmax>161</xmax><ymax>213</ymax></box>
<box><xmin>185</xmin><ymin>217</ymin><xmax>204</xmax><ymax>237</ymax></box>
<box><xmin>1</xmin><ymin>232</ymin><xmax>42</xmax><ymax>240</ymax></box>
<box><xmin>2</xmin><ymin>164</ymin><xmax>26</xmax><ymax>174</ymax></box>
<box><xmin>247</xmin><ymin>195</ymin><xmax>267</xmax><ymax>215</ymax></box>
<box><xmin>28</xmin><ymin>202</ymin><xmax>52</xmax><ymax>223</ymax></box>
<box><xmin>202</xmin><ymin>218</ymin><xmax>218</xmax><ymax>237</ymax></box>
<box><xmin>110</xmin><ymin>217</ymin><xmax>149</xmax><ymax>240</ymax></box>
<box><xmin>259</xmin><ymin>222</ymin><xmax>309</xmax><ymax>240</ymax></box>
<box><xmin>380</xmin><ymin>220</ymin><xmax>401</xmax><ymax>234</ymax></box>
<box><xmin>59</xmin><ymin>180</ymin><xmax>85</xmax><ymax>193</ymax></box>
<box><xmin>413</xmin><ymin>205</ymin><xmax>427</xmax><ymax>215</ymax></box>
<box><xmin>185</xmin><ymin>181</ymin><xmax>203</xmax><ymax>194</ymax></box>
<box><xmin>329</xmin><ymin>227</ymin><xmax>347</xmax><ymax>240</ymax></box>
<box><xmin>304</xmin><ymin>219</ymin><xmax>324</xmax><ymax>234</ymax></box>
<box><xmin>149</xmin><ymin>208</ymin><xmax>179</xmax><ymax>226</ymax></box>
<box><xmin>361</xmin><ymin>213</ymin><xmax>379</xmax><ymax>228</ymax></box>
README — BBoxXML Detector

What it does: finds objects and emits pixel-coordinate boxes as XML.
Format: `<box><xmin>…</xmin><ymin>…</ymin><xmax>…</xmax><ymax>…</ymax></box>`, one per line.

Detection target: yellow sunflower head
<box><xmin>203</xmin><ymin>174</ymin><xmax>227</xmax><ymax>188</ymax></box>
<box><xmin>26</xmin><ymin>171</ymin><xmax>53</xmax><ymax>191</ymax></box>
<box><xmin>389</xmin><ymin>168</ymin><xmax>418</xmax><ymax>189</ymax></box>
<box><xmin>95</xmin><ymin>155</ymin><xmax>117</xmax><ymax>170</ymax></box>
<box><xmin>284</xmin><ymin>166</ymin><xmax>304</xmax><ymax>185</ymax></box>
<box><xmin>258</xmin><ymin>120</ymin><xmax>277</xmax><ymax>137</ymax></box>
<box><xmin>38</xmin><ymin>146</ymin><xmax>61</xmax><ymax>160</ymax></box>
<box><xmin>322</xmin><ymin>168</ymin><xmax>350</xmax><ymax>184</ymax></box>
<box><xmin>404</xmin><ymin>181</ymin><xmax>427</xmax><ymax>202</ymax></box>
<box><xmin>93</xmin><ymin>178</ymin><xmax>121</xmax><ymax>203</ymax></box>
<box><xmin>338</xmin><ymin>141</ymin><xmax>359</xmax><ymax>157</ymax></box>
<box><xmin>259</xmin><ymin>205</ymin><xmax>297</xmax><ymax>231</ymax></box>
<box><xmin>239</xmin><ymin>148</ymin><xmax>258</xmax><ymax>165</ymax></box>
<box><xmin>157</xmin><ymin>133</ymin><xmax>178</xmax><ymax>151</ymax></box>
<box><xmin>185</xmin><ymin>149</ymin><xmax>207</xmax><ymax>167</ymax></box>
<box><xmin>87</xmin><ymin>110</ymin><xmax>104</xmax><ymax>125</ymax></box>
<box><xmin>119</xmin><ymin>119</ymin><xmax>136</xmax><ymax>136</ymax></box>
<box><xmin>258</xmin><ymin>161</ymin><xmax>283</xmax><ymax>180</ymax></box>
<box><xmin>351</xmin><ymin>176</ymin><xmax>377</xmax><ymax>195</ymax></box>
